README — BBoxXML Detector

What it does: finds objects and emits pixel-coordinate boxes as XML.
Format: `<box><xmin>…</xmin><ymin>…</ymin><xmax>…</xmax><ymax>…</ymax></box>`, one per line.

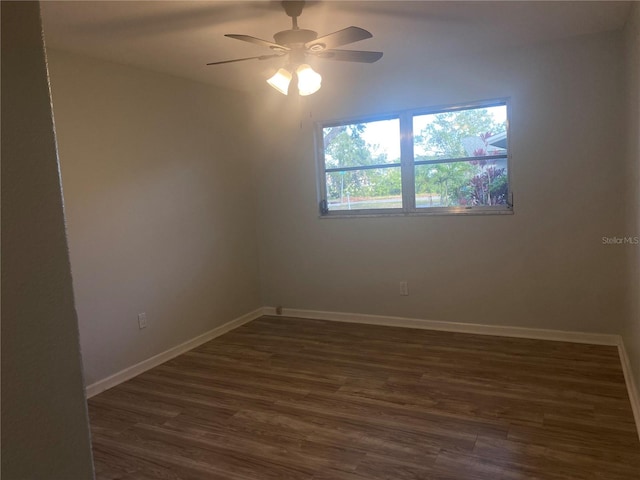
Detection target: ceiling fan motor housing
<box><xmin>273</xmin><ymin>29</ymin><xmax>318</xmax><ymax>48</ymax></box>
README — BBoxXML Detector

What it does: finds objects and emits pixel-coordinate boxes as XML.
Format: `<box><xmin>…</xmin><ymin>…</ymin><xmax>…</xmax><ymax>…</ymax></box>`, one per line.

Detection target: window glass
<box><xmin>326</xmin><ymin>167</ymin><xmax>402</xmax><ymax>211</ymax></box>
<box><xmin>322</xmin><ymin>118</ymin><xmax>401</xmax><ymax>211</ymax></box>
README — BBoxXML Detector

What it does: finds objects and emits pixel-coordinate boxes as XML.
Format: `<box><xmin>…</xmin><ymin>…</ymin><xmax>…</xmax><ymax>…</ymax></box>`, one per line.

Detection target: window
<box><xmin>317</xmin><ymin>100</ymin><xmax>511</xmax><ymax>216</ymax></box>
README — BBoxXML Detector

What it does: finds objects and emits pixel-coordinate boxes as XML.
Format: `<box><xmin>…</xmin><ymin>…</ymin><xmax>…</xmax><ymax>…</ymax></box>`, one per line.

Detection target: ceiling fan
<box><xmin>206</xmin><ymin>1</ymin><xmax>383</xmax><ymax>96</ymax></box>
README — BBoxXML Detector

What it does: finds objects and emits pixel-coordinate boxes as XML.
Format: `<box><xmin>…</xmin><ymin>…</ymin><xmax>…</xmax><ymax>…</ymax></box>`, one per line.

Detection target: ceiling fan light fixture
<box><xmin>267</xmin><ymin>68</ymin><xmax>292</xmax><ymax>95</ymax></box>
<box><xmin>296</xmin><ymin>64</ymin><xmax>321</xmax><ymax>96</ymax></box>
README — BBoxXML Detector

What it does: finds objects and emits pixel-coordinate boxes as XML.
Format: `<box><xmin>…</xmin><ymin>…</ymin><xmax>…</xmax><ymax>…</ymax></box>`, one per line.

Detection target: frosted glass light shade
<box><xmin>296</xmin><ymin>64</ymin><xmax>321</xmax><ymax>96</ymax></box>
<box><xmin>267</xmin><ymin>68</ymin><xmax>292</xmax><ymax>95</ymax></box>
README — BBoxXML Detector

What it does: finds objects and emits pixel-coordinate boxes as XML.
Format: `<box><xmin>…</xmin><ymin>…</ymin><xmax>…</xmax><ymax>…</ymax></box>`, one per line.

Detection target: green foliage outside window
<box><xmin>323</xmin><ymin>125</ymin><xmax>401</xmax><ymax>203</ymax></box>
<box><xmin>415</xmin><ymin>108</ymin><xmax>508</xmax><ymax>206</ymax></box>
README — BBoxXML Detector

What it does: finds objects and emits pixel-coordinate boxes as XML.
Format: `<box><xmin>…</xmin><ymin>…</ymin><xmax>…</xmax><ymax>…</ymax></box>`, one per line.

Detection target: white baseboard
<box><xmin>618</xmin><ymin>339</ymin><xmax>640</xmax><ymax>442</ymax></box>
<box><xmin>264</xmin><ymin>307</ymin><xmax>620</xmax><ymax>345</ymax></box>
<box><xmin>85</xmin><ymin>308</ymin><xmax>266</xmax><ymax>398</ymax></box>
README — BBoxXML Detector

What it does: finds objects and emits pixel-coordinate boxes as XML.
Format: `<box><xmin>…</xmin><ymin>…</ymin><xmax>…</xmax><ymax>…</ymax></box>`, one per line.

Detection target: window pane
<box><xmin>323</xmin><ymin>118</ymin><xmax>400</xmax><ymax>169</ymax></box>
<box><xmin>413</xmin><ymin>105</ymin><xmax>508</xmax><ymax>161</ymax></box>
<box><xmin>415</xmin><ymin>158</ymin><xmax>508</xmax><ymax>208</ymax></box>
<box><xmin>326</xmin><ymin>167</ymin><xmax>402</xmax><ymax>211</ymax></box>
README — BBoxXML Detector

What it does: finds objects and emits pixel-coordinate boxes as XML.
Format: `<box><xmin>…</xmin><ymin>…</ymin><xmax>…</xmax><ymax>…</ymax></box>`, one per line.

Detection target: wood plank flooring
<box><xmin>88</xmin><ymin>316</ymin><xmax>640</xmax><ymax>479</ymax></box>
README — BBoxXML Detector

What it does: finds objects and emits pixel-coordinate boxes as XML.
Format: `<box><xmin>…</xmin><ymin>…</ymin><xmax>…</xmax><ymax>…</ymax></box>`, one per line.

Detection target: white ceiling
<box><xmin>41</xmin><ymin>1</ymin><xmax>632</xmax><ymax>94</ymax></box>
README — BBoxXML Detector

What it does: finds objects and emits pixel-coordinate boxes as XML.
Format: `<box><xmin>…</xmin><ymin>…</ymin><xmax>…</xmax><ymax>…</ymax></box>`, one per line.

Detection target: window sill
<box><xmin>319</xmin><ymin>207</ymin><xmax>514</xmax><ymax>219</ymax></box>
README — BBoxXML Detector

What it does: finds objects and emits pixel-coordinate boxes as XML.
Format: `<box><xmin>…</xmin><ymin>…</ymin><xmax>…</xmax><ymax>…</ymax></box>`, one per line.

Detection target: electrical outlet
<box><xmin>138</xmin><ymin>312</ymin><xmax>147</xmax><ymax>329</ymax></box>
<box><xmin>400</xmin><ymin>281</ymin><xmax>409</xmax><ymax>296</ymax></box>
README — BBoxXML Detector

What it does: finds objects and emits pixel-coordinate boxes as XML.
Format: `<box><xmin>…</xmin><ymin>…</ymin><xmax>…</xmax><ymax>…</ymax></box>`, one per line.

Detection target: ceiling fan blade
<box><xmin>225</xmin><ymin>34</ymin><xmax>289</xmax><ymax>51</ymax></box>
<box><xmin>306</xmin><ymin>26</ymin><xmax>372</xmax><ymax>51</ymax></box>
<box><xmin>313</xmin><ymin>49</ymin><xmax>383</xmax><ymax>63</ymax></box>
<box><xmin>207</xmin><ymin>53</ymin><xmax>284</xmax><ymax>66</ymax></box>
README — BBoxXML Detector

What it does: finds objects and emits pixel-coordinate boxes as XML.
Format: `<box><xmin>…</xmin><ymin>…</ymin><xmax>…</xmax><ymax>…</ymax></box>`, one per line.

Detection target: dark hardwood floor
<box><xmin>88</xmin><ymin>316</ymin><xmax>640</xmax><ymax>479</ymax></box>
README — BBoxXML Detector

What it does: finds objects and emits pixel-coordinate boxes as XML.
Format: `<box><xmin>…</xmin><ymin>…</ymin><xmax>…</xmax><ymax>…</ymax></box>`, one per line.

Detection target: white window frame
<box><xmin>315</xmin><ymin>98</ymin><xmax>513</xmax><ymax>217</ymax></box>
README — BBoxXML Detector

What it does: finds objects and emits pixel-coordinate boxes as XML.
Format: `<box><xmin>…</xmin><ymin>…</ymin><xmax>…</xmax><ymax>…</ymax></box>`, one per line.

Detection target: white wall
<box><xmin>1</xmin><ymin>3</ymin><xmax>94</xmax><ymax>477</ymax></box>
<box><xmin>253</xmin><ymin>30</ymin><xmax>628</xmax><ymax>334</ymax></box>
<box><xmin>623</xmin><ymin>3</ymin><xmax>640</xmax><ymax>395</ymax></box>
<box><xmin>47</xmin><ymin>50</ymin><xmax>262</xmax><ymax>386</ymax></box>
